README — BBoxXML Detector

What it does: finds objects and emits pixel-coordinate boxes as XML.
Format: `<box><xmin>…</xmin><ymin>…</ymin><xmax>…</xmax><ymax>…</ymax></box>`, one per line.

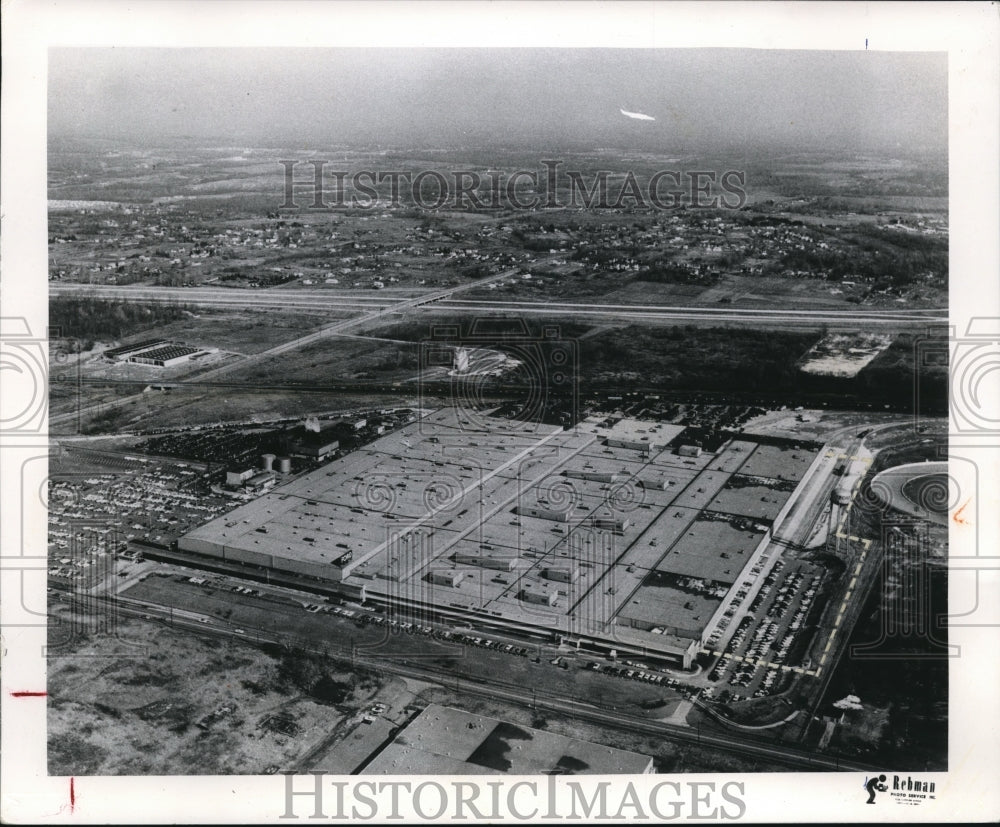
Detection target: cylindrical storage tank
<box><xmin>278</xmin><ymin>457</ymin><xmax>291</xmax><ymax>474</ymax></box>
<box><xmin>262</xmin><ymin>453</ymin><xmax>276</xmax><ymax>471</ymax></box>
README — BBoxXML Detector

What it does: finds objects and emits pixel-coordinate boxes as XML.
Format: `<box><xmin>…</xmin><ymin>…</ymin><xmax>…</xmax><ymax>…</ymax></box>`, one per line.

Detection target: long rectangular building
<box><xmin>362</xmin><ymin>704</ymin><xmax>655</xmax><ymax>775</ymax></box>
<box><xmin>180</xmin><ymin>408</ymin><xmax>822</xmax><ymax>668</ymax></box>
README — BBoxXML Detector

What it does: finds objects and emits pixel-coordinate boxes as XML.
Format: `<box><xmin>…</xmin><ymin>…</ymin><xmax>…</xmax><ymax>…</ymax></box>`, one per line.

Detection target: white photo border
<box><xmin>2</xmin><ymin>1</ymin><xmax>998</xmax><ymax>823</ymax></box>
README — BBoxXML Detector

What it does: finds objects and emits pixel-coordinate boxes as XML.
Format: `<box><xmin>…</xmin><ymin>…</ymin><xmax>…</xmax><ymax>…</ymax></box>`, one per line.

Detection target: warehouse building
<box><xmin>361</xmin><ymin>704</ymin><xmax>655</xmax><ymax>775</ymax></box>
<box><xmin>244</xmin><ymin>471</ymin><xmax>276</xmax><ymax>495</ymax></box>
<box><xmin>289</xmin><ymin>420</ymin><xmax>342</xmax><ymax>459</ymax></box>
<box><xmin>128</xmin><ymin>343</ymin><xmax>209</xmax><ymax>367</ymax></box>
<box><xmin>179</xmin><ymin>408</ymin><xmax>822</xmax><ymax>670</ymax></box>
<box><xmin>292</xmin><ymin>434</ymin><xmax>340</xmax><ymax>459</ymax></box>
<box><xmin>225</xmin><ymin>469</ymin><xmax>255</xmax><ymax>488</ymax></box>
<box><xmin>103</xmin><ymin>339</ymin><xmax>169</xmax><ymax>362</ymax></box>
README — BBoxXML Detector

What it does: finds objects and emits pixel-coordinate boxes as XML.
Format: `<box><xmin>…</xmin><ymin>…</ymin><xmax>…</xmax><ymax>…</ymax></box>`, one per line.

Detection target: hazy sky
<box><xmin>49</xmin><ymin>48</ymin><xmax>947</xmax><ymax>153</ymax></box>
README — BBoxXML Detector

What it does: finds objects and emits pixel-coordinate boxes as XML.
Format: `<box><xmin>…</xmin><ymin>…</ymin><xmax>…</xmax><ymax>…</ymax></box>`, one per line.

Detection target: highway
<box><xmin>49</xmin><ymin>273</ymin><xmax>942</xmax><ymax>430</ymax></box>
<box><xmin>435</xmin><ymin>298</ymin><xmax>944</xmax><ymax>326</ymax></box>
<box><xmin>50</xmin><ymin>283</ymin><xmax>403</xmax><ymax>309</ymax></box>
<box><xmin>51</xmin><ymin>282</ymin><xmax>946</xmax><ymax>326</ymax></box>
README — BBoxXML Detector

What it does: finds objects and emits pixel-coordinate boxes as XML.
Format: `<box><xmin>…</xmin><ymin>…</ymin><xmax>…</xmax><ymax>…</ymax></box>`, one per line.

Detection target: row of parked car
<box><xmin>706</xmin><ymin>559</ymin><xmax>788</xmax><ymax>649</ymax></box>
<box><xmin>232</xmin><ymin>584</ymin><xmax>264</xmax><ymax>597</ymax></box>
<box><xmin>445</xmin><ymin>632</ymin><xmax>531</xmax><ymax>656</ymax></box>
<box><xmin>729</xmin><ymin>619</ymin><xmax>783</xmax><ymax>688</ymax></box>
<box><xmin>767</xmin><ymin>570</ymin><xmax>807</xmax><ymax>618</ymax></box>
<box><xmin>707</xmin><ymin>616</ymin><xmax>755</xmax><ymax>682</ymax></box>
<box><xmin>788</xmin><ymin>575</ymin><xmax>822</xmax><ymax>632</ymax></box>
<box><xmin>318</xmin><ymin>604</ymin><xmax>536</xmax><ymax>657</ymax></box>
<box><xmin>747</xmin><ymin>560</ymin><xmax>787</xmax><ymax>615</ymax></box>
<box><xmin>586</xmin><ymin>662</ymin><xmax>683</xmax><ymax>688</ymax></box>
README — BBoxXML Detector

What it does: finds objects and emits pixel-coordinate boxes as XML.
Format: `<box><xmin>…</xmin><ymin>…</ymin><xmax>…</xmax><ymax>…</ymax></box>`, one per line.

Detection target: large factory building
<box><xmin>180</xmin><ymin>408</ymin><xmax>822</xmax><ymax>669</ymax></box>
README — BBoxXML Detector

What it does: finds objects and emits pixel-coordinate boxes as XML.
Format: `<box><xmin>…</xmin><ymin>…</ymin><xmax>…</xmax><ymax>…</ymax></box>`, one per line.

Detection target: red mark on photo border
<box><xmin>953</xmin><ymin>498</ymin><xmax>971</xmax><ymax>525</ymax></box>
<box><xmin>10</xmin><ymin>690</ymin><xmax>47</xmax><ymax>697</ymax></box>
<box><xmin>70</xmin><ymin>777</ymin><xmax>76</xmax><ymax>812</ymax></box>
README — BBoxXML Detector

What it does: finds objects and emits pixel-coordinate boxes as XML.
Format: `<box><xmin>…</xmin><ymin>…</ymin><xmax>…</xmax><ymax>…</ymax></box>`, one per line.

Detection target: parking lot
<box><xmin>705</xmin><ymin>558</ymin><xmax>826</xmax><ymax>699</ymax></box>
<box><xmin>48</xmin><ymin>451</ymin><xmax>233</xmax><ymax>585</ymax></box>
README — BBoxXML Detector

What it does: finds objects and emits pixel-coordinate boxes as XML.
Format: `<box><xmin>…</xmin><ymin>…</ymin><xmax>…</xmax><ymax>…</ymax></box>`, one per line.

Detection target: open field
<box><xmin>51</xmin><ymin>384</ymin><xmax>440</xmax><ymax>435</ymax></box>
<box><xmin>117</xmin><ymin>309</ymin><xmax>341</xmax><ymax>355</ymax></box>
<box><xmin>220</xmin><ymin>334</ymin><xmax>422</xmax><ymax>386</ymax></box>
<box><xmin>47</xmin><ymin>605</ymin><xmax>382</xmax><ymax>775</ymax></box>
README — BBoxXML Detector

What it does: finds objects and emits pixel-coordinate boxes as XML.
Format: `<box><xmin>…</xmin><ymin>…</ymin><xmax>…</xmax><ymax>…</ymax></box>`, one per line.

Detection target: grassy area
<box><xmin>221</xmin><ymin>335</ymin><xmax>421</xmax><ymax>387</ymax></box>
<box><xmin>855</xmin><ymin>332</ymin><xmax>948</xmax><ymax>413</ymax></box>
<box><xmin>131</xmin><ymin>310</ymin><xmax>344</xmax><ymax>355</ymax></box>
<box><xmin>55</xmin><ymin>386</ymin><xmax>436</xmax><ymax>435</ymax></box>
<box><xmin>577</xmin><ymin>324</ymin><xmax>819</xmax><ymax>391</ymax></box>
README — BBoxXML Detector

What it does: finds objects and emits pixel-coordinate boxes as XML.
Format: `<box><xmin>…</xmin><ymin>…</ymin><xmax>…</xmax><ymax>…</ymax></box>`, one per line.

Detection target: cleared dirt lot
<box><xmin>47</xmin><ymin>603</ymin><xmax>379</xmax><ymax>775</ymax></box>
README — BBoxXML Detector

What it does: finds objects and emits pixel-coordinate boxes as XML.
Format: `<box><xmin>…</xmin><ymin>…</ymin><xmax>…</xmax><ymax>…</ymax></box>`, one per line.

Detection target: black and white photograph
<box><xmin>2</xmin><ymin>2</ymin><xmax>998</xmax><ymax>823</ymax></box>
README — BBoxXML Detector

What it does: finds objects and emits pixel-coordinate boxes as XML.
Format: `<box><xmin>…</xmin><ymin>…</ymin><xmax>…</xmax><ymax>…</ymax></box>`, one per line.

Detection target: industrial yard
<box><xmin>45</xmin><ymin>382</ymin><xmax>946</xmax><ymax>775</ymax></box>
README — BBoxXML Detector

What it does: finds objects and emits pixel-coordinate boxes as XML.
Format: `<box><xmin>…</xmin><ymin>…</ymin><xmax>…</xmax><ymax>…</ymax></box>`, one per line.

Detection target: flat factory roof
<box><xmin>361</xmin><ymin>704</ymin><xmax>653</xmax><ymax>775</ymax></box>
<box><xmin>181</xmin><ymin>410</ymin><xmax>820</xmax><ymax>657</ymax></box>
